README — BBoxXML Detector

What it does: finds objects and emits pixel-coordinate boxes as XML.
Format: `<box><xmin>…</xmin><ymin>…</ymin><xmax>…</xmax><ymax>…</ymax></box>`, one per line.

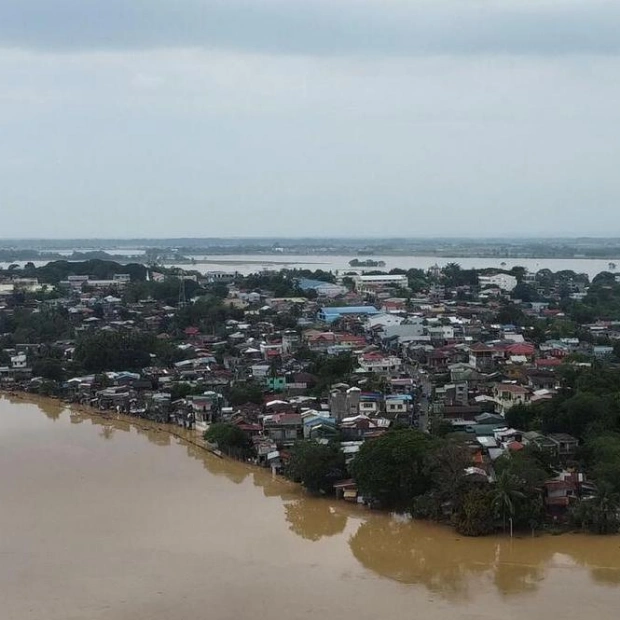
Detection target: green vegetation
<box><xmin>32</xmin><ymin>259</ymin><xmax>147</xmax><ymax>285</ymax></box>
<box><xmin>570</xmin><ymin>484</ymin><xmax>620</xmax><ymax>535</ymax></box>
<box><xmin>308</xmin><ymin>353</ymin><xmax>358</xmax><ymax>393</ymax></box>
<box><xmin>225</xmin><ymin>382</ymin><xmax>265</xmax><ymax>406</ymax></box>
<box><xmin>74</xmin><ymin>332</ymin><xmax>161</xmax><ymax>372</ymax></box>
<box><xmin>350</xmin><ymin>430</ymin><xmax>433</xmax><ymax>509</ymax></box>
<box><xmin>285</xmin><ymin>441</ymin><xmax>346</xmax><ymax>494</ymax></box>
<box><xmin>204</xmin><ymin>423</ymin><xmax>253</xmax><ymax>457</ymax></box>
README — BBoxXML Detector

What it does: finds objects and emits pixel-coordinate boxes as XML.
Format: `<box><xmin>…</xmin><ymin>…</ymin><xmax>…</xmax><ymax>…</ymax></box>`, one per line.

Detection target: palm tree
<box><xmin>587</xmin><ymin>484</ymin><xmax>620</xmax><ymax>534</ymax></box>
<box><xmin>492</xmin><ymin>471</ymin><xmax>525</xmax><ymax>533</ymax></box>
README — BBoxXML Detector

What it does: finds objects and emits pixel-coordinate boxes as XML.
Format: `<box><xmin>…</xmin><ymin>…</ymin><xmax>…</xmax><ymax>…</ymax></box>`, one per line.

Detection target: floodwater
<box><xmin>164</xmin><ymin>253</ymin><xmax>620</xmax><ymax>279</ymax></box>
<box><xmin>2</xmin><ymin>397</ymin><xmax>620</xmax><ymax>620</ymax></box>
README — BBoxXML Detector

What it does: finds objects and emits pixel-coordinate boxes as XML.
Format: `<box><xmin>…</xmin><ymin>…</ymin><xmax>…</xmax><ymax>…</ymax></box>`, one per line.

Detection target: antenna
<box><xmin>178</xmin><ymin>276</ymin><xmax>187</xmax><ymax>306</ymax></box>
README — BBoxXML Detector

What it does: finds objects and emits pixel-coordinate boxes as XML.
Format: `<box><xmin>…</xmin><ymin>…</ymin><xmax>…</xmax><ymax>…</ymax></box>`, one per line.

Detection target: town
<box><xmin>2</xmin><ymin>257</ymin><xmax>620</xmax><ymax>536</ymax></box>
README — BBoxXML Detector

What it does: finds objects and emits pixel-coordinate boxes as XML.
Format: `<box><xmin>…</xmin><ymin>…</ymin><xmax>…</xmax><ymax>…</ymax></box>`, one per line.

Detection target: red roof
<box><xmin>470</xmin><ymin>342</ymin><xmax>498</xmax><ymax>353</ymax></box>
<box><xmin>507</xmin><ymin>343</ymin><xmax>535</xmax><ymax>356</ymax></box>
<box><xmin>536</xmin><ymin>358</ymin><xmax>562</xmax><ymax>367</ymax></box>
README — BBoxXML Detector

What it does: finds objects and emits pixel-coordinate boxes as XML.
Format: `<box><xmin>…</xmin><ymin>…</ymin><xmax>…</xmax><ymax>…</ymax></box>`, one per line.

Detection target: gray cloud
<box><xmin>1</xmin><ymin>0</ymin><xmax>620</xmax><ymax>56</ymax></box>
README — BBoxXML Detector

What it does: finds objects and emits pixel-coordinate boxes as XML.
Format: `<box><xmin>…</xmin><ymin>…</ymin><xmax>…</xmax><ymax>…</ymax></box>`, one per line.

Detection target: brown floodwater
<box><xmin>2</xmin><ymin>396</ymin><xmax>620</xmax><ymax>620</ymax></box>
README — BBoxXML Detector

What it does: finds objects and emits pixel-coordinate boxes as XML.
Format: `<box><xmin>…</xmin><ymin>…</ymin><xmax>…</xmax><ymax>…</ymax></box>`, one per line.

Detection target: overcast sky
<box><xmin>2</xmin><ymin>0</ymin><xmax>620</xmax><ymax>238</ymax></box>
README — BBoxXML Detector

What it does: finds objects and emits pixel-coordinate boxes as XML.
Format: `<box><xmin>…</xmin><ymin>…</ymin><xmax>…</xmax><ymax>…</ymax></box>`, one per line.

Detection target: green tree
<box><xmin>350</xmin><ymin>430</ymin><xmax>433</xmax><ymax>509</ymax></box>
<box><xmin>491</xmin><ymin>470</ymin><xmax>525</xmax><ymax>531</ymax></box>
<box><xmin>204</xmin><ymin>423</ymin><xmax>252</xmax><ymax>457</ymax></box>
<box><xmin>453</xmin><ymin>487</ymin><xmax>495</xmax><ymax>537</ymax></box>
<box><xmin>31</xmin><ymin>358</ymin><xmax>66</xmax><ymax>382</ymax></box>
<box><xmin>493</xmin><ymin>453</ymin><xmax>547</xmax><ymax>531</ymax></box>
<box><xmin>505</xmin><ymin>403</ymin><xmax>537</xmax><ymax>431</ymax></box>
<box><xmin>226</xmin><ymin>382</ymin><xmax>264</xmax><ymax>406</ymax></box>
<box><xmin>74</xmin><ymin>331</ymin><xmax>156</xmax><ymax>372</ymax></box>
<box><xmin>285</xmin><ymin>441</ymin><xmax>346</xmax><ymax>494</ymax></box>
<box><xmin>570</xmin><ymin>484</ymin><xmax>620</xmax><ymax>535</ymax></box>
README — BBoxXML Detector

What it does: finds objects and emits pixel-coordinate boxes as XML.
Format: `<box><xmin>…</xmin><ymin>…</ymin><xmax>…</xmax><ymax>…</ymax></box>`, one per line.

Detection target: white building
<box><xmin>353</xmin><ymin>274</ymin><xmax>408</xmax><ymax>291</ymax></box>
<box><xmin>358</xmin><ymin>354</ymin><xmax>402</xmax><ymax>374</ymax></box>
<box><xmin>11</xmin><ymin>354</ymin><xmax>27</xmax><ymax>369</ymax></box>
<box><xmin>366</xmin><ymin>313</ymin><xmax>404</xmax><ymax>330</ymax></box>
<box><xmin>479</xmin><ymin>273</ymin><xmax>518</xmax><ymax>292</ymax></box>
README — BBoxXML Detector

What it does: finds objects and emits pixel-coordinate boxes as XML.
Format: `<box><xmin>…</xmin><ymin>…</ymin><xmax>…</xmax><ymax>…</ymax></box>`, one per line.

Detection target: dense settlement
<box><xmin>2</xmin><ymin>259</ymin><xmax>620</xmax><ymax>536</ymax></box>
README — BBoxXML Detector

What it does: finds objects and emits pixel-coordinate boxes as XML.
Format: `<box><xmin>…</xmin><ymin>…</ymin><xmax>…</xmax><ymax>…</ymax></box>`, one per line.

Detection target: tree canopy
<box><xmin>350</xmin><ymin>429</ymin><xmax>434</xmax><ymax>509</ymax></box>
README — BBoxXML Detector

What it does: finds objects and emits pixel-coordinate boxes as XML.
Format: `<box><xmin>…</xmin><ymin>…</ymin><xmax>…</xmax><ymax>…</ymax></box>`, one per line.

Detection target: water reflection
<box><xmin>36</xmin><ymin>398</ymin><xmax>64</xmax><ymax>421</ymax></box>
<box><xmin>5</xmin><ymin>395</ymin><xmax>620</xmax><ymax>603</ymax></box>
<box><xmin>3</xmin><ymin>393</ymin><xmax>64</xmax><ymax>420</ymax></box>
<box><xmin>349</xmin><ymin>515</ymin><xmax>620</xmax><ymax>599</ymax></box>
<box><xmin>135</xmin><ymin>423</ymin><xmax>171</xmax><ymax>446</ymax></box>
<box><xmin>185</xmin><ymin>442</ymin><xmax>250</xmax><ymax>485</ymax></box>
<box><xmin>99</xmin><ymin>424</ymin><xmax>115</xmax><ymax>440</ymax></box>
<box><xmin>350</xmin><ymin>517</ymin><xmax>493</xmax><ymax>599</ymax></box>
<box><xmin>285</xmin><ymin>498</ymin><xmax>348</xmax><ymax>541</ymax></box>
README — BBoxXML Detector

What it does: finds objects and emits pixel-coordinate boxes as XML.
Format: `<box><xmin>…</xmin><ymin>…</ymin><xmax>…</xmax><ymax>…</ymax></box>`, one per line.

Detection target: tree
<box><xmin>204</xmin><ymin>423</ymin><xmax>252</xmax><ymax>457</ymax></box>
<box><xmin>425</xmin><ymin>438</ymin><xmax>471</xmax><ymax>503</ymax></box>
<box><xmin>453</xmin><ymin>487</ymin><xmax>495</xmax><ymax>537</ymax></box>
<box><xmin>570</xmin><ymin>484</ymin><xmax>620</xmax><ymax>535</ymax></box>
<box><xmin>74</xmin><ymin>331</ymin><xmax>156</xmax><ymax>372</ymax></box>
<box><xmin>350</xmin><ymin>430</ymin><xmax>433</xmax><ymax>509</ymax></box>
<box><xmin>31</xmin><ymin>358</ymin><xmax>66</xmax><ymax>382</ymax></box>
<box><xmin>491</xmin><ymin>470</ymin><xmax>525</xmax><ymax>531</ymax></box>
<box><xmin>226</xmin><ymin>382</ymin><xmax>264</xmax><ymax>406</ymax></box>
<box><xmin>505</xmin><ymin>403</ymin><xmax>537</xmax><ymax>431</ymax></box>
<box><xmin>493</xmin><ymin>452</ymin><xmax>547</xmax><ymax>531</ymax></box>
<box><xmin>285</xmin><ymin>441</ymin><xmax>346</xmax><ymax>494</ymax></box>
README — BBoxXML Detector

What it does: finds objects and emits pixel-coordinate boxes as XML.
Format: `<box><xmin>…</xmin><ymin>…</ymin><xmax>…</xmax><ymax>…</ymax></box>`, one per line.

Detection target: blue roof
<box><xmin>386</xmin><ymin>394</ymin><xmax>413</xmax><ymax>401</ymax></box>
<box><xmin>320</xmin><ymin>306</ymin><xmax>379</xmax><ymax>315</ymax></box>
<box><xmin>303</xmin><ymin>417</ymin><xmax>337</xmax><ymax>427</ymax></box>
<box><xmin>298</xmin><ymin>278</ymin><xmax>337</xmax><ymax>291</ymax></box>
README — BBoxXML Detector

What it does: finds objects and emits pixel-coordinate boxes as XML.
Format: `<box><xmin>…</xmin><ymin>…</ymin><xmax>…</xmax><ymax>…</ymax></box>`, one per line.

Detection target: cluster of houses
<box><xmin>0</xmin><ymin>263</ymin><xmax>610</xmax><ymax>518</ymax></box>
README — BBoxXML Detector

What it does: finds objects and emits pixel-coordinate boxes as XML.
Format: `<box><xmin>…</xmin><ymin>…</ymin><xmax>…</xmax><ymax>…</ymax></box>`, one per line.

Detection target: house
<box><xmin>303</xmin><ymin>330</ymin><xmax>337</xmax><ymax>352</ymax></box>
<box><xmin>190</xmin><ymin>393</ymin><xmax>222</xmax><ymax>429</ymax></box>
<box><xmin>357</xmin><ymin>392</ymin><xmax>383</xmax><ymax>416</ymax></box>
<box><xmin>11</xmin><ymin>354</ymin><xmax>27</xmax><ymax>370</ymax></box>
<box><xmin>262</xmin><ymin>413</ymin><xmax>303</xmax><ymax>446</ymax></box>
<box><xmin>493</xmin><ymin>383</ymin><xmax>531</xmax><ymax>413</ymax></box>
<box><xmin>358</xmin><ymin>352</ymin><xmax>402</xmax><ymax>374</ymax></box>
<box><xmin>366</xmin><ymin>313</ymin><xmax>404</xmax><ymax>330</ymax></box>
<box><xmin>479</xmin><ymin>273</ymin><xmax>518</xmax><ymax>292</ymax></box>
<box><xmin>384</xmin><ymin>394</ymin><xmax>413</xmax><ymax>418</ymax></box>
<box><xmin>329</xmin><ymin>385</ymin><xmax>361</xmax><ymax>421</ymax></box>
<box><xmin>468</xmin><ymin>342</ymin><xmax>499</xmax><ymax>371</ymax></box>
<box><xmin>352</xmin><ymin>274</ymin><xmax>408</xmax><ymax>291</ymax></box>
<box><xmin>318</xmin><ymin>306</ymin><xmax>379</xmax><ymax>323</ymax></box>
<box><xmin>333</xmin><ymin>479</ymin><xmax>359</xmax><ymax>502</ymax></box>
<box><xmin>297</xmin><ymin>278</ymin><xmax>347</xmax><ymax>298</ymax></box>
<box><xmin>547</xmin><ymin>433</ymin><xmax>579</xmax><ymax>458</ymax></box>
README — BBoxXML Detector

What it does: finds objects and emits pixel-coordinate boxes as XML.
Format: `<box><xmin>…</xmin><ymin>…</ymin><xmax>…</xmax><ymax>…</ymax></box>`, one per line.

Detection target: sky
<box><xmin>1</xmin><ymin>0</ymin><xmax>620</xmax><ymax>239</ymax></box>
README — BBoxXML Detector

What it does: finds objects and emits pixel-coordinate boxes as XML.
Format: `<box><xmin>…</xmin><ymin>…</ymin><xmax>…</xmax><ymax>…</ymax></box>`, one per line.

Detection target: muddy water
<box><xmin>2</xmin><ymin>397</ymin><xmax>620</xmax><ymax>620</ymax></box>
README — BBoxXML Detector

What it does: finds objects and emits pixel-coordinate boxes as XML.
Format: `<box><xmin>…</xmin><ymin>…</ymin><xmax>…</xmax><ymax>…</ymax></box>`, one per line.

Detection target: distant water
<box><xmin>2</xmin><ymin>253</ymin><xmax>617</xmax><ymax>280</ymax></box>
<box><xmin>165</xmin><ymin>254</ymin><xmax>620</xmax><ymax>279</ymax></box>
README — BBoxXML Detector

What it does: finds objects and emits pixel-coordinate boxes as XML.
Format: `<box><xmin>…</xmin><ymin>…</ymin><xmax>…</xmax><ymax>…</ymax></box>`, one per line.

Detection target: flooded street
<box><xmin>2</xmin><ymin>396</ymin><xmax>620</xmax><ymax>620</ymax></box>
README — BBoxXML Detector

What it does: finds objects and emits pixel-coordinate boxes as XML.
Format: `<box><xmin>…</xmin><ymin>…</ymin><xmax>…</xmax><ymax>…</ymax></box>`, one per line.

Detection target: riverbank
<box><xmin>2</xmin><ymin>389</ymin><xmax>607</xmax><ymax>542</ymax></box>
<box><xmin>4</xmin><ymin>394</ymin><xmax>620</xmax><ymax>619</ymax></box>
<box><xmin>0</xmin><ymin>389</ymin><xmax>302</xmax><ymax>490</ymax></box>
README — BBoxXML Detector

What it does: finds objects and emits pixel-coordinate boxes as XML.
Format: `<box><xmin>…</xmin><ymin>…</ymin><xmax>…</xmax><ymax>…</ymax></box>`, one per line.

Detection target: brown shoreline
<box><xmin>2</xmin><ymin>389</ymin><xmax>617</xmax><ymax>541</ymax></box>
<box><xmin>0</xmin><ymin>389</ymin><xmax>302</xmax><ymax>491</ymax></box>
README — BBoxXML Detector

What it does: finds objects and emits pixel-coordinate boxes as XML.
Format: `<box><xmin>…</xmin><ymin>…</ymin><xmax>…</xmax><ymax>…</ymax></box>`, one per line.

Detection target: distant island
<box><xmin>349</xmin><ymin>259</ymin><xmax>386</xmax><ymax>268</ymax></box>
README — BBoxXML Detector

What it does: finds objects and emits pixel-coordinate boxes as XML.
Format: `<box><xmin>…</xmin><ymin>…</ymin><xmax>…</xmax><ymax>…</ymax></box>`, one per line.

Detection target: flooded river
<box><xmin>2</xmin><ymin>396</ymin><xmax>620</xmax><ymax>619</ymax></box>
